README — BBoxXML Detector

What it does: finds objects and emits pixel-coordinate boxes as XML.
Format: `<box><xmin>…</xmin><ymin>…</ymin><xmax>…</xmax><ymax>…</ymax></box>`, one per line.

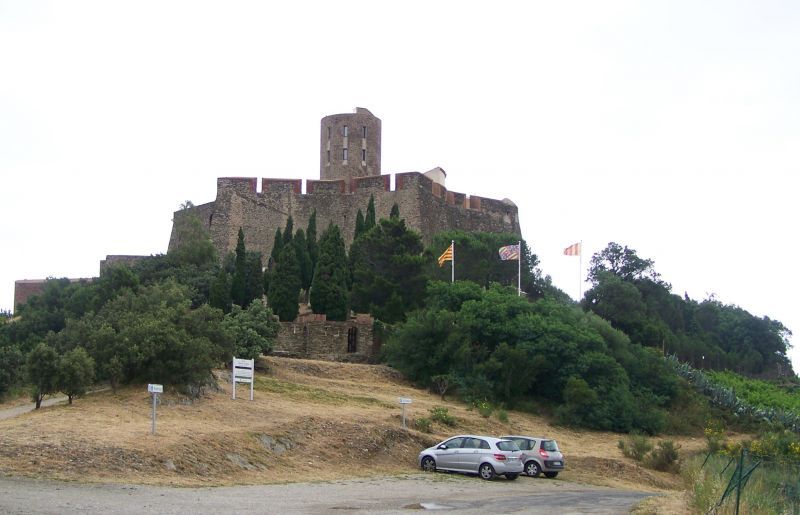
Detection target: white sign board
<box><xmin>398</xmin><ymin>397</ymin><xmax>412</xmax><ymax>429</ymax></box>
<box><xmin>147</xmin><ymin>384</ymin><xmax>162</xmax><ymax>435</ymax></box>
<box><xmin>232</xmin><ymin>357</ymin><xmax>255</xmax><ymax>401</ymax></box>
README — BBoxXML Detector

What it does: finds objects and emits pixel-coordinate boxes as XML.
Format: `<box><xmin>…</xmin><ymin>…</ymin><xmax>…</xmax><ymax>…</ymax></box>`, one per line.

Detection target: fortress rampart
<box><xmin>170</xmin><ymin>171</ymin><xmax>520</xmax><ymax>261</ymax></box>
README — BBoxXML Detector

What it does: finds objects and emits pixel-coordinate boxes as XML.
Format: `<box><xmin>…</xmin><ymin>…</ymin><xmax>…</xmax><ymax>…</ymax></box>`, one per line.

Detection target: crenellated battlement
<box><xmin>214</xmin><ymin>172</ymin><xmax>513</xmax><ymax>218</ymax></box>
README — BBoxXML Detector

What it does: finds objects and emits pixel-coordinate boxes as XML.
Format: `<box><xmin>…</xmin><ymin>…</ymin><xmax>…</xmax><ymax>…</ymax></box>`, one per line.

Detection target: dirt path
<box><xmin>0</xmin><ymin>395</ymin><xmax>69</xmax><ymax>421</ymax></box>
<box><xmin>0</xmin><ymin>474</ymin><xmax>655</xmax><ymax>514</ymax></box>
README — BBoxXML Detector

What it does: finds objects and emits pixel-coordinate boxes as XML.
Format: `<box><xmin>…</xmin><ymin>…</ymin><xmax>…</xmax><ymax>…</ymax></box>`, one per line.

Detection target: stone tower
<box><xmin>320</xmin><ymin>107</ymin><xmax>381</xmax><ymax>181</ymax></box>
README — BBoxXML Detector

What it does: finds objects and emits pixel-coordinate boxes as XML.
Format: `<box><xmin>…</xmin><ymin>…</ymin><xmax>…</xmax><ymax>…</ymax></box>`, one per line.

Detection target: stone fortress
<box><xmin>169</xmin><ymin>108</ymin><xmax>521</xmax><ymax>261</ymax></box>
<box><xmin>16</xmin><ymin>108</ymin><xmax>522</xmax><ymax>363</ymax></box>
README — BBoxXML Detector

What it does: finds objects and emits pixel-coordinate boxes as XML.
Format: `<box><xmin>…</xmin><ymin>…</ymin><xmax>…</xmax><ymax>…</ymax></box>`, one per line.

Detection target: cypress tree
<box><xmin>350</xmin><ymin>216</ymin><xmax>426</xmax><ymax>323</ymax></box>
<box><xmin>310</xmin><ymin>223</ymin><xmax>349</xmax><ymax>321</ymax></box>
<box><xmin>231</xmin><ymin>228</ymin><xmax>247</xmax><ymax>307</ymax></box>
<box><xmin>390</xmin><ymin>203</ymin><xmax>400</xmax><ymax>220</ymax></box>
<box><xmin>306</xmin><ymin>209</ymin><xmax>318</xmax><ymax>277</ymax></box>
<box><xmin>293</xmin><ymin>229</ymin><xmax>312</xmax><ymax>293</ymax></box>
<box><xmin>270</xmin><ymin>228</ymin><xmax>283</xmax><ymax>271</ymax></box>
<box><xmin>243</xmin><ymin>252</ymin><xmax>264</xmax><ymax>305</ymax></box>
<box><xmin>354</xmin><ymin>209</ymin><xmax>365</xmax><ymax>240</ymax></box>
<box><xmin>365</xmin><ymin>195</ymin><xmax>376</xmax><ymax>230</ymax></box>
<box><xmin>209</xmin><ymin>269</ymin><xmax>232</xmax><ymax>313</ymax></box>
<box><xmin>268</xmin><ymin>244</ymin><xmax>301</xmax><ymax>322</ymax></box>
<box><xmin>282</xmin><ymin>216</ymin><xmax>294</xmax><ymax>246</ymax></box>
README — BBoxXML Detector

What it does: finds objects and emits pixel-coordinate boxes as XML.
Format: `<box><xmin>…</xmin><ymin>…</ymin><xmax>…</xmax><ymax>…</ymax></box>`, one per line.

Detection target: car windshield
<box><xmin>496</xmin><ymin>441</ymin><xmax>520</xmax><ymax>452</ymax></box>
<box><xmin>542</xmin><ymin>440</ymin><xmax>559</xmax><ymax>452</ymax></box>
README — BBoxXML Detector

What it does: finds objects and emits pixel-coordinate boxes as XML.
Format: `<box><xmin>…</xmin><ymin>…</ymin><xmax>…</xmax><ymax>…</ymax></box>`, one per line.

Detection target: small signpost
<box><xmin>148</xmin><ymin>384</ymin><xmax>163</xmax><ymax>435</ymax></box>
<box><xmin>399</xmin><ymin>397</ymin><xmax>412</xmax><ymax>429</ymax></box>
<box><xmin>232</xmin><ymin>357</ymin><xmax>255</xmax><ymax>401</ymax></box>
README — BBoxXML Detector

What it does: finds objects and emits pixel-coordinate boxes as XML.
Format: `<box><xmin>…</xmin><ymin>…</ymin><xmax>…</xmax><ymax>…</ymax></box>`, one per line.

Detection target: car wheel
<box><xmin>479</xmin><ymin>463</ymin><xmax>496</xmax><ymax>480</ymax></box>
<box><xmin>525</xmin><ymin>461</ymin><xmax>541</xmax><ymax>477</ymax></box>
<box><xmin>505</xmin><ymin>473</ymin><xmax>519</xmax><ymax>480</ymax></box>
<box><xmin>421</xmin><ymin>456</ymin><xmax>436</xmax><ymax>473</ymax></box>
<box><xmin>544</xmin><ymin>472</ymin><xmax>558</xmax><ymax>479</ymax></box>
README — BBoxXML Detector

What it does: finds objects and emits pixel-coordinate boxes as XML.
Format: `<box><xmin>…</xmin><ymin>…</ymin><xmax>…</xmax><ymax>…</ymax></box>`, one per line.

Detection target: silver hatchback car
<box><xmin>500</xmin><ymin>435</ymin><xmax>565</xmax><ymax>478</ymax></box>
<box><xmin>418</xmin><ymin>435</ymin><xmax>524</xmax><ymax>480</ymax></box>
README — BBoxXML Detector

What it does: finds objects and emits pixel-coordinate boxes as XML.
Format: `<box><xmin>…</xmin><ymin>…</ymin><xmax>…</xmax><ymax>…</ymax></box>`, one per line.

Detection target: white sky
<box><xmin>1</xmin><ymin>1</ymin><xmax>798</xmax><ymax>373</ymax></box>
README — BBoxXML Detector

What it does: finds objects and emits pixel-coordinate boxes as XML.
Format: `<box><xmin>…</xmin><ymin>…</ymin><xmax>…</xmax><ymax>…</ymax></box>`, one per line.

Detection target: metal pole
<box><xmin>517</xmin><ymin>240</ymin><xmax>521</xmax><ymax>296</ymax></box>
<box><xmin>151</xmin><ymin>393</ymin><xmax>157</xmax><ymax>435</ymax></box>
<box><xmin>451</xmin><ymin>240</ymin><xmax>454</xmax><ymax>283</ymax></box>
<box><xmin>578</xmin><ymin>240</ymin><xmax>583</xmax><ymax>300</ymax></box>
<box><xmin>734</xmin><ymin>447</ymin><xmax>744</xmax><ymax>515</ymax></box>
<box><xmin>401</xmin><ymin>404</ymin><xmax>406</xmax><ymax>429</ymax></box>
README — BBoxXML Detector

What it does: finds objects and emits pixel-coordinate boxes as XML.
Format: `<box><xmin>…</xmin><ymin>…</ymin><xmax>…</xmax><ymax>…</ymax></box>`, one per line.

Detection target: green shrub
<box><xmin>646</xmin><ymin>440</ymin><xmax>681</xmax><ymax>472</ymax></box>
<box><xmin>618</xmin><ymin>432</ymin><xmax>653</xmax><ymax>461</ymax></box>
<box><xmin>413</xmin><ymin>417</ymin><xmax>432</xmax><ymax>433</ymax></box>
<box><xmin>496</xmin><ymin>409</ymin><xmax>509</xmax><ymax>423</ymax></box>
<box><xmin>429</xmin><ymin>406</ymin><xmax>456</xmax><ymax>427</ymax></box>
<box><xmin>474</xmin><ymin>400</ymin><xmax>493</xmax><ymax>418</ymax></box>
<box><xmin>704</xmin><ymin>419</ymin><xmax>726</xmax><ymax>454</ymax></box>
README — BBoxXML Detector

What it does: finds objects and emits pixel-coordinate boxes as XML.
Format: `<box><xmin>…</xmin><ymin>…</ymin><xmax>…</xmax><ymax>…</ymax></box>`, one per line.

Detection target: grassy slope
<box><xmin>0</xmin><ymin>357</ymin><xmax>714</xmax><ymax>501</ymax></box>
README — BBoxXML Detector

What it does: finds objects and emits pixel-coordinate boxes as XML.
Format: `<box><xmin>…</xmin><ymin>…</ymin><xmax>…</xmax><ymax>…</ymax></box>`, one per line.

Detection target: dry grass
<box><xmin>0</xmin><ymin>356</ymin><xmax>729</xmax><ymax>508</ymax></box>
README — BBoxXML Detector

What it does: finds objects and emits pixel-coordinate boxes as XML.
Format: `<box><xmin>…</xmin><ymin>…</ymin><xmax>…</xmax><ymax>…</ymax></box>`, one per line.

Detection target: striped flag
<box><xmin>563</xmin><ymin>242</ymin><xmax>581</xmax><ymax>256</ymax></box>
<box><xmin>498</xmin><ymin>244</ymin><xmax>520</xmax><ymax>261</ymax></box>
<box><xmin>437</xmin><ymin>243</ymin><xmax>453</xmax><ymax>267</ymax></box>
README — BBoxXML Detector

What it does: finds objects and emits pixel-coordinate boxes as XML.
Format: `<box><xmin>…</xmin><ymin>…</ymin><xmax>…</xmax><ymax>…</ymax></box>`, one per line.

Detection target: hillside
<box><xmin>0</xmin><ymin>357</ymin><xmax>722</xmax><ymax>506</ymax></box>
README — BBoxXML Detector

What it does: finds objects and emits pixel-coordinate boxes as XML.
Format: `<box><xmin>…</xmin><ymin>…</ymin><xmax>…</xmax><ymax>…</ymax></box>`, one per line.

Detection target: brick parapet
<box><xmin>351</xmin><ymin>174</ymin><xmax>390</xmax><ymax>193</ymax></box>
<box><xmin>262</xmin><ymin>178</ymin><xmax>302</xmax><ymax>194</ymax></box>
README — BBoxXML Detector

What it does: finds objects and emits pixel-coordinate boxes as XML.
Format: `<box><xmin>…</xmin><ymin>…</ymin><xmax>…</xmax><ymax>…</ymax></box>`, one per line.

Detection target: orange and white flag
<box><xmin>563</xmin><ymin>242</ymin><xmax>581</xmax><ymax>256</ymax></box>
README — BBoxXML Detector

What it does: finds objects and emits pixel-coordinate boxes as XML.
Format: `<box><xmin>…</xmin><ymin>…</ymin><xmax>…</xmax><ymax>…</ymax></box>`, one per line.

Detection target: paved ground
<box><xmin>0</xmin><ymin>474</ymin><xmax>655</xmax><ymax>514</ymax></box>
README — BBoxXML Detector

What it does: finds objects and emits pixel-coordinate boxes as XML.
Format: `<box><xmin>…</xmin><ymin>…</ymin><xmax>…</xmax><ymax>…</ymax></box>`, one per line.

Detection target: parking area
<box><xmin>0</xmin><ymin>474</ymin><xmax>654</xmax><ymax>514</ymax></box>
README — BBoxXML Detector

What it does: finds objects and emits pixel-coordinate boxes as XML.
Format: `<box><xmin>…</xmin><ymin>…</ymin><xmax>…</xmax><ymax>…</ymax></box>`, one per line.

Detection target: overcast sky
<box><xmin>2</xmin><ymin>1</ymin><xmax>798</xmax><ymax>373</ymax></box>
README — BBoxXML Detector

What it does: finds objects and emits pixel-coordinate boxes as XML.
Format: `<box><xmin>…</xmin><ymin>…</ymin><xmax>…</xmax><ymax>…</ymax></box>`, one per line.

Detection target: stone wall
<box><xmin>273</xmin><ymin>316</ymin><xmax>376</xmax><ymax>362</ymax></box>
<box><xmin>169</xmin><ymin>171</ymin><xmax>521</xmax><ymax>261</ymax></box>
<box><xmin>13</xmin><ymin>278</ymin><xmax>91</xmax><ymax>314</ymax></box>
<box><xmin>99</xmin><ymin>255</ymin><xmax>151</xmax><ymax>274</ymax></box>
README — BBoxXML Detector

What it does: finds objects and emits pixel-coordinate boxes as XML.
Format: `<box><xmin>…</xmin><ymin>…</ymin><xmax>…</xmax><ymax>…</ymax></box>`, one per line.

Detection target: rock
<box><xmin>226</xmin><ymin>453</ymin><xmax>255</xmax><ymax>470</ymax></box>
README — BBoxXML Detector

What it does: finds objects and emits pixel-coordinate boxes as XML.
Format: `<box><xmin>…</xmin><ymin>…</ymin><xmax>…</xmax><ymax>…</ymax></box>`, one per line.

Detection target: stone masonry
<box><xmin>169</xmin><ymin>108</ymin><xmax>521</xmax><ymax>262</ymax></box>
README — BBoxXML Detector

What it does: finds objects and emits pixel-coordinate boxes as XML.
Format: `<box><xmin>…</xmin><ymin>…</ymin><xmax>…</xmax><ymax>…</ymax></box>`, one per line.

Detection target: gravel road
<box><xmin>0</xmin><ymin>474</ymin><xmax>654</xmax><ymax>514</ymax></box>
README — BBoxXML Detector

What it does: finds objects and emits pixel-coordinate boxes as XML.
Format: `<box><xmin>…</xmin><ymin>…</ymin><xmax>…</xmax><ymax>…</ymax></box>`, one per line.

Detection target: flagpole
<box><xmin>451</xmin><ymin>240</ymin><xmax>455</xmax><ymax>284</ymax></box>
<box><xmin>578</xmin><ymin>240</ymin><xmax>583</xmax><ymax>300</ymax></box>
<box><xmin>517</xmin><ymin>240</ymin><xmax>521</xmax><ymax>296</ymax></box>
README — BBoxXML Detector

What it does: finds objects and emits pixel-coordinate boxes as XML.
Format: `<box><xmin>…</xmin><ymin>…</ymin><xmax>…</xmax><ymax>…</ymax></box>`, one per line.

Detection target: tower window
<box><xmin>343</xmin><ymin>125</ymin><xmax>348</xmax><ymax>137</ymax></box>
<box><xmin>327</xmin><ymin>149</ymin><xmax>330</xmax><ymax>163</ymax></box>
<box><xmin>327</xmin><ymin>127</ymin><xmax>331</xmax><ymax>139</ymax></box>
<box><xmin>343</xmin><ymin>148</ymin><xmax>348</xmax><ymax>161</ymax></box>
<box><xmin>362</xmin><ymin>126</ymin><xmax>367</xmax><ymax>138</ymax></box>
<box><xmin>361</xmin><ymin>149</ymin><xmax>366</xmax><ymax>161</ymax></box>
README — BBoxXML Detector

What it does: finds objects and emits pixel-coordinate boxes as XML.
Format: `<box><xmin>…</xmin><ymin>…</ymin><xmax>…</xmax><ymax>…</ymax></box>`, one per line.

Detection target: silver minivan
<box><xmin>418</xmin><ymin>435</ymin><xmax>524</xmax><ymax>480</ymax></box>
<box><xmin>500</xmin><ymin>435</ymin><xmax>565</xmax><ymax>478</ymax></box>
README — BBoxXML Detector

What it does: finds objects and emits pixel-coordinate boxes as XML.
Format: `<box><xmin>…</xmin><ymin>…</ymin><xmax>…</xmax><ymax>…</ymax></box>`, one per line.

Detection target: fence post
<box><xmin>734</xmin><ymin>447</ymin><xmax>745</xmax><ymax>515</ymax></box>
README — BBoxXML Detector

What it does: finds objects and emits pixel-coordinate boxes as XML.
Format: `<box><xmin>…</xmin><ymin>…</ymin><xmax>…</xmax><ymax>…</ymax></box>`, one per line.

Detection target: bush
<box><xmin>618</xmin><ymin>432</ymin><xmax>653</xmax><ymax>461</ymax></box>
<box><xmin>413</xmin><ymin>417</ymin><xmax>432</xmax><ymax>433</ymax></box>
<box><xmin>496</xmin><ymin>409</ymin><xmax>509</xmax><ymax>423</ymax></box>
<box><xmin>474</xmin><ymin>400</ymin><xmax>493</xmax><ymax>418</ymax></box>
<box><xmin>429</xmin><ymin>406</ymin><xmax>456</xmax><ymax>427</ymax></box>
<box><xmin>646</xmin><ymin>440</ymin><xmax>681</xmax><ymax>472</ymax></box>
<box><xmin>704</xmin><ymin>419</ymin><xmax>726</xmax><ymax>454</ymax></box>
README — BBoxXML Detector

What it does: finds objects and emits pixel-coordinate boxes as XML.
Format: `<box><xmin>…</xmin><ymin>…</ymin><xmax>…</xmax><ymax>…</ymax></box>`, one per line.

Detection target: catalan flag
<box><xmin>563</xmin><ymin>242</ymin><xmax>581</xmax><ymax>256</ymax></box>
<box><xmin>438</xmin><ymin>243</ymin><xmax>453</xmax><ymax>267</ymax></box>
<box><xmin>498</xmin><ymin>244</ymin><xmax>520</xmax><ymax>261</ymax></box>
